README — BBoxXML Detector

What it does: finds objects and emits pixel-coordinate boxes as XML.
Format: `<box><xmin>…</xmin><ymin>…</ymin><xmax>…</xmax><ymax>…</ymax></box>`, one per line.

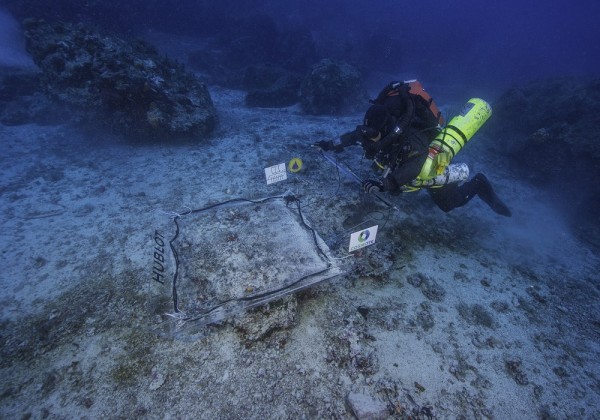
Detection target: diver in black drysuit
<box><xmin>313</xmin><ymin>81</ymin><xmax>511</xmax><ymax>216</ymax></box>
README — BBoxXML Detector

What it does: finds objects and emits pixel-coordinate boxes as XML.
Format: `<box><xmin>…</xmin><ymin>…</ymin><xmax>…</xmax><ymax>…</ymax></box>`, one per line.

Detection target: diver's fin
<box><xmin>474</xmin><ymin>174</ymin><xmax>512</xmax><ymax>217</ymax></box>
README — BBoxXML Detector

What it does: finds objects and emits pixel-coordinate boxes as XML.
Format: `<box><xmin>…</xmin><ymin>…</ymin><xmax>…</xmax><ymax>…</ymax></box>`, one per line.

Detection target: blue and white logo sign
<box><xmin>349</xmin><ymin>225</ymin><xmax>378</xmax><ymax>252</ymax></box>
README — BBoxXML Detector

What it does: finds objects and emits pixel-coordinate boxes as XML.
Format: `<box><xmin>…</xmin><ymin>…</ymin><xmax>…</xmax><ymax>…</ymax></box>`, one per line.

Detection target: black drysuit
<box><xmin>336</xmin><ymin>82</ymin><xmax>511</xmax><ymax>216</ymax></box>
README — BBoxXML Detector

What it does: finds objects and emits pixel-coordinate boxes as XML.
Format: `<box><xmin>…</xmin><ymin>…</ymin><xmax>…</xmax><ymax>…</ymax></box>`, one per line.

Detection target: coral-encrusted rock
<box><xmin>299</xmin><ymin>59</ymin><xmax>367</xmax><ymax>115</ymax></box>
<box><xmin>486</xmin><ymin>77</ymin><xmax>600</xmax><ymax>182</ymax></box>
<box><xmin>23</xmin><ymin>19</ymin><xmax>217</xmax><ymax>139</ymax></box>
<box><xmin>486</xmin><ymin>77</ymin><xmax>600</xmax><ymax>247</ymax></box>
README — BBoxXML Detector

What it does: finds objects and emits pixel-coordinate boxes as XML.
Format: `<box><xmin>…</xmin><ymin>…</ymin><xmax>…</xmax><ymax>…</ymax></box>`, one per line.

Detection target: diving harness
<box><xmin>370</xmin><ymin>97</ymin><xmax>492</xmax><ymax>192</ymax></box>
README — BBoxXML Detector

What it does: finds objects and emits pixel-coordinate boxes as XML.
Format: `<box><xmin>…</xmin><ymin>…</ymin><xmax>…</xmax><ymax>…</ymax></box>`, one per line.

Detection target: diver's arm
<box><xmin>319</xmin><ymin>129</ymin><xmax>363</xmax><ymax>152</ymax></box>
<box><xmin>338</xmin><ymin>129</ymin><xmax>363</xmax><ymax>148</ymax></box>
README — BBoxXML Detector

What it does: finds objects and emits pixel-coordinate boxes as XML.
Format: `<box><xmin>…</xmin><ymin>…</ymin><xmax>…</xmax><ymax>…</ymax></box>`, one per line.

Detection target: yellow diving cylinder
<box><xmin>417</xmin><ymin>98</ymin><xmax>492</xmax><ymax>180</ymax></box>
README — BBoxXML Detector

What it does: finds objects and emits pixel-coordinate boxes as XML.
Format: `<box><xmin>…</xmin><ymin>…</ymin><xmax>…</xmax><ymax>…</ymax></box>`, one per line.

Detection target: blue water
<box><xmin>3</xmin><ymin>1</ymin><xmax>599</xmax><ymax>89</ymax></box>
<box><xmin>1</xmin><ymin>2</ymin><xmax>599</xmax><ymax>418</ymax></box>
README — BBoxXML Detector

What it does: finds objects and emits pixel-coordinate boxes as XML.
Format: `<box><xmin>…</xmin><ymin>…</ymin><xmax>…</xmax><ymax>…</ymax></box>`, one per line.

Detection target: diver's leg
<box><xmin>470</xmin><ymin>173</ymin><xmax>512</xmax><ymax>217</ymax></box>
<box><xmin>428</xmin><ymin>173</ymin><xmax>511</xmax><ymax>216</ymax></box>
<box><xmin>428</xmin><ymin>183</ymin><xmax>466</xmax><ymax>213</ymax></box>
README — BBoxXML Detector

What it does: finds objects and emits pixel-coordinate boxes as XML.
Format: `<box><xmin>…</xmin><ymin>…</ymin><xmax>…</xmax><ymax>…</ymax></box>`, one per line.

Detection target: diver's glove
<box><xmin>312</xmin><ymin>140</ymin><xmax>345</xmax><ymax>153</ymax></box>
<box><xmin>312</xmin><ymin>140</ymin><xmax>334</xmax><ymax>151</ymax></box>
<box><xmin>362</xmin><ymin>179</ymin><xmax>385</xmax><ymax>193</ymax></box>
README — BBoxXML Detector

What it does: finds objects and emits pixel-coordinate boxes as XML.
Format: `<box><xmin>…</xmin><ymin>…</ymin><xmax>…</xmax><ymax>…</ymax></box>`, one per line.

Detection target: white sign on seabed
<box><xmin>265</xmin><ymin>163</ymin><xmax>287</xmax><ymax>185</ymax></box>
<box><xmin>348</xmin><ymin>225</ymin><xmax>379</xmax><ymax>252</ymax></box>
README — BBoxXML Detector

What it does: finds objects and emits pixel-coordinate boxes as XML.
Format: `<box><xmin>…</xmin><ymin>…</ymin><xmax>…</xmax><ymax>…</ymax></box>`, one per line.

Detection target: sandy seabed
<box><xmin>1</xmin><ymin>87</ymin><xmax>599</xmax><ymax>419</ymax></box>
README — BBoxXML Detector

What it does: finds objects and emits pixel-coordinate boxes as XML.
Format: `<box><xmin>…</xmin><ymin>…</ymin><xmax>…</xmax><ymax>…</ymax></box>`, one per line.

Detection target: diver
<box><xmin>313</xmin><ymin>80</ymin><xmax>511</xmax><ymax>217</ymax></box>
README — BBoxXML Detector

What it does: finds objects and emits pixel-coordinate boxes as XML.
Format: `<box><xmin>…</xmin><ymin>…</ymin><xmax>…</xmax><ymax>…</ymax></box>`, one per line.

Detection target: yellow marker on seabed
<box><xmin>288</xmin><ymin>158</ymin><xmax>303</xmax><ymax>173</ymax></box>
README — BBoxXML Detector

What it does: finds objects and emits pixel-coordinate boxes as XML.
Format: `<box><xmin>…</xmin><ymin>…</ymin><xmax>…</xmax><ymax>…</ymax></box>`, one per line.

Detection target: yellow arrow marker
<box><xmin>288</xmin><ymin>157</ymin><xmax>303</xmax><ymax>173</ymax></box>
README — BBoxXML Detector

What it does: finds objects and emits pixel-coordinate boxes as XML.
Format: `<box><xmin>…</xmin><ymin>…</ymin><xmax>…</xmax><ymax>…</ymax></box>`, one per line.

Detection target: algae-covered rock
<box><xmin>23</xmin><ymin>19</ymin><xmax>217</xmax><ymax>139</ymax></box>
<box><xmin>299</xmin><ymin>59</ymin><xmax>367</xmax><ymax>115</ymax></box>
<box><xmin>486</xmin><ymin>77</ymin><xmax>600</xmax><ymax>182</ymax></box>
<box><xmin>486</xmin><ymin>77</ymin><xmax>600</xmax><ymax>246</ymax></box>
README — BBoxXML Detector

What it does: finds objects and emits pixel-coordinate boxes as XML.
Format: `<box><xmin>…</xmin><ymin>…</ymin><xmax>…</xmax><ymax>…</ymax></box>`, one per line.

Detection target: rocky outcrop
<box><xmin>486</xmin><ymin>77</ymin><xmax>600</xmax><ymax>246</ymax></box>
<box><xmin>487</xmin><ymin>78</ymin><xmax>600</xmax><ymax>181</ymax></box>
<box><xmin>298</xmin><ymin>59</ymin><xmax>367</xmax><ymax>115</ymax></box>
<box><xmin>23</xmin><ymin>19</ymin><xmax>217</xmax><ymax>140</ymax></box>
<box><xmin>187</xmin><ymin>16</ymin><xmax>317</xmax><ymax>92</ymax></box>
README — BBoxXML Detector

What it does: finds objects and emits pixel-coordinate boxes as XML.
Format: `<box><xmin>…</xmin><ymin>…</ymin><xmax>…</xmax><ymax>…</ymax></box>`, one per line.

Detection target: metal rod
<box><xmin>318</xmin><ymin>151</ymin><xmax>399</xmax><ymax>211</ymax></box>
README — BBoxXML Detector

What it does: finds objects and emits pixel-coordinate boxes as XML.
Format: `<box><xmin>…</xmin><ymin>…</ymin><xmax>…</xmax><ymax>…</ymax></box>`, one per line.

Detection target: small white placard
<box><xmin>265</xmin><ymin>163</ymin><xmax>287</xmax><ymax>185</ymax></box>
<box><xmin>349</xmin><ymin>225</ymin><xmax>378</xmax><ymax>252</ymax></box>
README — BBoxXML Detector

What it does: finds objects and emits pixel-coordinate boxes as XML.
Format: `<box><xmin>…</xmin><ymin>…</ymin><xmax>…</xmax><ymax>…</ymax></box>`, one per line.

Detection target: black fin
<box><xmin>474</xmin><ymin>174</ymin><xmax>512</xmax><ymax>217</ymax></box>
